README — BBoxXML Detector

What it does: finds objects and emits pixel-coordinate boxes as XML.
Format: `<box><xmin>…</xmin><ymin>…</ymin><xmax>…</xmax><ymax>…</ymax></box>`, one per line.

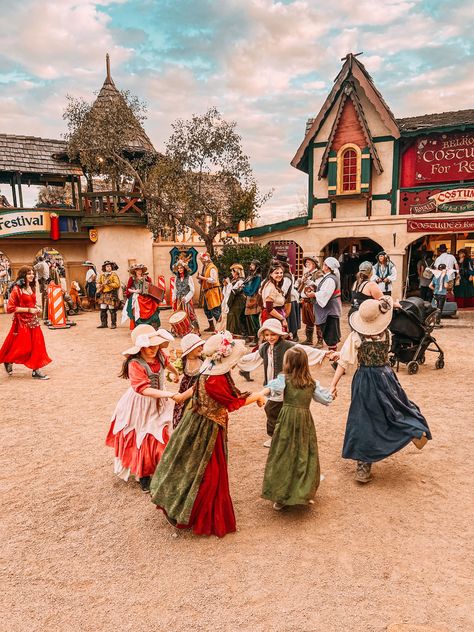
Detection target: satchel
<box><xmin>422</xmin><ymin>267</ymin><xmax>434</xmax><ymax>280</ymax></box>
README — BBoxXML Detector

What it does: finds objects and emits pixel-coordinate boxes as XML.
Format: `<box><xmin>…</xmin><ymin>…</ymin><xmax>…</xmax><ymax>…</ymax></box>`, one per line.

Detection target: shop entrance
<box><xmin>0</xmin><ymin>249</ymin><xmax>12</xmax><ymax>312</ymax></box>
<box><xmin>34</xmin><ymin>247</ymin><xmax>67</xmax><ymax>289</ymax></box>
<box><xmin>322</xmin><ymin>237</ymin><xmax>384</xmax><ymax>302</ymax></box>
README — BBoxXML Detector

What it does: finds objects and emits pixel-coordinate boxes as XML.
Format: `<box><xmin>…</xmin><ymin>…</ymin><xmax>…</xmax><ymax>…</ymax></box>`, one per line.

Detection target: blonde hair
<box><xmin>282</xmin><ymin>347</ymin><xmax>315</xmax><ymax>390</ymax></box>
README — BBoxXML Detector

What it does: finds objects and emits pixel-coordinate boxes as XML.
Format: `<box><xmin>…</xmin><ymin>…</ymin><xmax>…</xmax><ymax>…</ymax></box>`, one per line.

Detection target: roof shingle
<box><xmin>0</xmin><ymin>134</ymin><xmax>83</xmax><ymax>176</ymax></box>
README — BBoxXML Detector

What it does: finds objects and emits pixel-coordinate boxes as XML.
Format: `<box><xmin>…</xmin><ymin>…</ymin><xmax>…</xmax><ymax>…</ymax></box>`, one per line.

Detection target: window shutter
<box><xmin>360</xmin><ymin>147</ymin><xmax>371</xmax><ymax>193</ymax></box>
<box><xmin>327</xmin><ymin>150</ymin><xmax>337</xmax><ymax>196</ymax></box>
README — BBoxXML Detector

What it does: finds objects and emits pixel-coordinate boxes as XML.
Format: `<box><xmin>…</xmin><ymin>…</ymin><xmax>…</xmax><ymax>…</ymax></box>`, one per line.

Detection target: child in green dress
<box><xmin>260</xmin><ymin>346</ymin><xmax>333</xmax><ymax>511</ymax></box>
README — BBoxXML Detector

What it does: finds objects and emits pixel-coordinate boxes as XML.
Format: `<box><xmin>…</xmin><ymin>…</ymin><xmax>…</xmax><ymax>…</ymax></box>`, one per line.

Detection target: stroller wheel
<box><xmin>435</xmin><ymin>357</ymin><xmax>445</xmax><ymax>370</ymax></box>
<box><xmin>407</xmin><ymin>361</ymin><xmax>419</xmax><ymax>375</ymax></box>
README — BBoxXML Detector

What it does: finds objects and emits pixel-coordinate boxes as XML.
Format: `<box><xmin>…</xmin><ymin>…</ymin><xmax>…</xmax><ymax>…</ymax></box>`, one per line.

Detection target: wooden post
<box><xmin>10</xmin><ymin>175</ymin><xmax>17</xmax><ymax>207</ymax></box>
<box><xmin>17</xmin><ymin>173</ymin><xmax>24</xmax><ymax>207</ymax></box>
<box><xmin>71</xmin><ymin>176</ymin><xmax>77</xmax><ymax>209</ymax></box>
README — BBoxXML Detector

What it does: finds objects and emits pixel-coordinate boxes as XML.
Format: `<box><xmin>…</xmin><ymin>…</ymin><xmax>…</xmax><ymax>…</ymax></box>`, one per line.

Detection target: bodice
<box><xmin>357</xmin><ymin>332</ymin><xmax>390</xmax><ymax>367</ymax></box>
<box><xmin>192</xmin><ymin>375</ymin><xmax>228</xmax><ymax>428</ymax></box>
<box><xmin>282</xmin><ymin>382</ymin><xmax>313</xmax><ymax>410</ymax></box>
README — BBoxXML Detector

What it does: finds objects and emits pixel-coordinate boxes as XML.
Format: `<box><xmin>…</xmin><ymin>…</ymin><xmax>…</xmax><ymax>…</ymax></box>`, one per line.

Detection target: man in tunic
<box><xmin>306</xmin><ymin>257</ymin><xmax>342</xmax><ymax>352</ymax></box>
<box><xmin>197</xmin><ymin>252</ymin><xmax>223</xmax><ymax>332</ymax></box>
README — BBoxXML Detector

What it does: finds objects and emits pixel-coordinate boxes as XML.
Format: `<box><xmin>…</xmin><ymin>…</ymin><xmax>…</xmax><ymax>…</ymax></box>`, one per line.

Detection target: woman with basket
<box><xmin>171</xmin><ymin>256</ymin><xmax>200</xmax><ymax>336</ymax></box>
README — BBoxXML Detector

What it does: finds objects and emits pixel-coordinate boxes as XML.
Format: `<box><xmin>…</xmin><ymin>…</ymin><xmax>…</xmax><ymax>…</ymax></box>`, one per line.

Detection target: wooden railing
<box><xmin>80</xmin><ymin>190</ymin><xmax>145</xmax><ymax>216</ymax></box>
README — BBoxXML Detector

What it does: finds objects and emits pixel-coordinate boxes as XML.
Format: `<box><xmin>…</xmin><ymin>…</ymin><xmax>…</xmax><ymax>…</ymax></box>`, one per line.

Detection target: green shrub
<box><xmin>215</xmin><ymin>243</ymin><xmax>272</xmax><ymax>279</ymax></box>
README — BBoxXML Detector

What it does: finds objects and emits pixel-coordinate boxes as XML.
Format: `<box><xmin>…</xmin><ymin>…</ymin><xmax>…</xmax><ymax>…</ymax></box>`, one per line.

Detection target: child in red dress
<box><xmin>0</xmin><ymin>266</ymin><xmax>51</xmax><ymax>379</ymax></box>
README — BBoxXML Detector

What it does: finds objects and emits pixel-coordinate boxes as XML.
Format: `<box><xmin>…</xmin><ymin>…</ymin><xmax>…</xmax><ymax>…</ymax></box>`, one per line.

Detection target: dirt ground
<box><xmin>1</xmin><ymin>305</ymin><xmax>473</xmax><ymax>632</ymax></box>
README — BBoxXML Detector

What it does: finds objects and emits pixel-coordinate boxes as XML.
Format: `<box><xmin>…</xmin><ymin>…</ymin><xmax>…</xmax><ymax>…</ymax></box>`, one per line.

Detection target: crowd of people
<box><xmin>6</xmin><ymin>243</ymin><xmax>474</xmax><ymax>540</ymax></box>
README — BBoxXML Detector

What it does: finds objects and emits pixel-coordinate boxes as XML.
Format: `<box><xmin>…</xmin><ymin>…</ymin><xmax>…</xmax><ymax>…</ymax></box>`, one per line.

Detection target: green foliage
<box><xmin>215</xmin><ymin>243</ymin><xmax>272</xmax><ymax>280</ymax></box>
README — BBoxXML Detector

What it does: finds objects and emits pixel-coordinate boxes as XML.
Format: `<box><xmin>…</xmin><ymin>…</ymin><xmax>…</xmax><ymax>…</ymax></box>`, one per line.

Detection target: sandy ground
<box><xmin>0</xmin><ymin>305</ymin><xmax>473</xmax><ymax>632</ymax></box>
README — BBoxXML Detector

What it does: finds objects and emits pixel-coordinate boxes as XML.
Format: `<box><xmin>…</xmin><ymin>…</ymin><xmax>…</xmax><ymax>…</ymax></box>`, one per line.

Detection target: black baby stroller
<box><xmin>389</xmin><ymin>296</ymin><xmax>445</xmax><ymax>374</ymax></box>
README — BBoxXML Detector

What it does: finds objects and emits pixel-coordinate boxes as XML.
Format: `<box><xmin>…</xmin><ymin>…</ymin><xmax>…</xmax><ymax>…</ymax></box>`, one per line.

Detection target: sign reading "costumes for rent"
<box><xmin>0</xmin><ymin>210</ymin><xmax>51</xmax><ymax>237</ymax></box>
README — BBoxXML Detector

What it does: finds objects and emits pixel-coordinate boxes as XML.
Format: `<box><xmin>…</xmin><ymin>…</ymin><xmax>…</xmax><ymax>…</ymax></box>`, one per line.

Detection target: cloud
<box><xmin>0</xmin><ymin>0</ymin><xmax>472</xmax><ymax>224</ymax></box>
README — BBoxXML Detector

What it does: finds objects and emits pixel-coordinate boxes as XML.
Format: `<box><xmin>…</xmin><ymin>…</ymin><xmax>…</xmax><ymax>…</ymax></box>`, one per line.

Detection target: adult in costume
<box><xmin>306</xmin><ymin>257</ymin><xmax>342</xmax><ymax>351</ymax></box>
<box><xmin>124</xmin><ymin>264</ymin><xmax>161</xmax><ymax>330</ymax></box>
<box><xmin>0</xmin><ymin>266</ymin><xmax>51</xmax><ymax>379</ymax></box>
<box><xmin>297</xmin><ymin>255</ymin><xmax>323</xmax><ymax>346</ymax></box>
<box><xmin>242</xmin><ymin>259</ymin><xmax>262</xmax><ymax>343</ymax></box>
<box><xmin>197</xmin><ymin>252</ymin><xmax>222</xmax><ymax>333</ymax></box>
<box><xmin>260</xmin><ymin>264</ymin><xmax>287</xmax><ymax>329</ymax></box>
<box><xmin>221</xmin><ymin>263</ymin><xmax>246</xmax><ymax>337</ymax></box>
<box><xmin>82</xmin><ymin>261</ymin><xmax>97</xmax><ymax>309</ymax></box>
<box><xmin>150</xmin><ymin>331</ymin><xmax>265</xmax><ymax>537</ymax></box>
<box><xmin>171</xmin><ymin>256</ymin><xmax>199</xmax><ymax>334</ymax></box>
<box><xmin>97</xmin><ymin>260</ymin><xmax>121</xmax><ymax>329</ymax></box>
<box><xmin>349</xmin><ymin>261</ymin><xmax>383</xmax><ymax>316</ymax></box>
<box><xmin>372</xmin><ymin>251</ymin><xmax>397</xmax><ymax>296</ymax></box>
<box><xmin>454</xmin><ymin>249</ymin><xmax>474</xmax><ymax>308</ymax></box>
<box><xmin>331</xmin><ymin>297</ymin><xmax>431</xmax><ymax>483</ymax></box>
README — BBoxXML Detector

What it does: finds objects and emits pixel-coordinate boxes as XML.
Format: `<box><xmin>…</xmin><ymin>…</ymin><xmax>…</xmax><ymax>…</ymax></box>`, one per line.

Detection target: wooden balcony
<box><xmin>79</xmin><ymin>190</ymin><xmax>147</xmax><ymax>227</ymax></box>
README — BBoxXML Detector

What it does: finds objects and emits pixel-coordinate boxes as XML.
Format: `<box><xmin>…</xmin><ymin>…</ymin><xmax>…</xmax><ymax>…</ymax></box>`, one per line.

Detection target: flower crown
<box><xmin>205</xmin><ymin>331</ymin><xmax>235</xmax><ymax>364</ymax></box>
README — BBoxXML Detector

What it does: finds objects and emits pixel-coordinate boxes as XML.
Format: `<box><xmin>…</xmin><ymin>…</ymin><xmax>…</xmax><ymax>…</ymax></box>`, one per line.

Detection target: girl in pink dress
<box><xmin>0</xmin><ymin>266</ymin><xmax>51</xmax><ymax>379</ymax></box>
<box><xmin>105</xmin><ymin>324</ymin><xmax>191</xmax><ymax>492</ymax></box>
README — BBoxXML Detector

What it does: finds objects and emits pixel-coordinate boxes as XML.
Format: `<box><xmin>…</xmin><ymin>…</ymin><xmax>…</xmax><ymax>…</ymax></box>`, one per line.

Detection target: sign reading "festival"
<box><xmin>414</xmin><ymin>132</ymin><xmax>474</xmax><ymax>184</ymax></box>
<box><xmin>0</xmin><ymin>210</ymin><xmax>51</xmax><ymax>238</ymax></box>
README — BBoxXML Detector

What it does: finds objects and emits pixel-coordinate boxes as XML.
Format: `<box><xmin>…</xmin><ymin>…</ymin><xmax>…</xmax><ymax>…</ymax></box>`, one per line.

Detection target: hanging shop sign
<box><xmin>407</xmin><ymin>216</ymin><xmax>474</xmax><ymax>233</ymax></box>
<box><xmin>0</xmin><ymin>210</ymin><xmax>51</xmax><ymax>238</ymax></box>
<box><xmin>412</xmin><ymin>132</ymin><xmax>474</xmax><ymax>184</ymax></box>
<box><xmin>400</xmin><ymin>186</ymin><xmax>474</xmax><ymax>214</ymax></box>
<box><xmin>270</xmin><ymin>241</ymin><xmax>297</xmax><ymax>273</ymax></box>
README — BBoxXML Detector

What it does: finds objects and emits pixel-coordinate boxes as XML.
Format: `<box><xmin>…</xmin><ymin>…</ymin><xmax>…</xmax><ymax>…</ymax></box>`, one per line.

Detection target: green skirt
<box><xmin>150</xmin><ymin>408</ymin><xmax>219</xmax><ymax>524</ymax></box>
<box><xmin>262</xmin><ymin>404</ymin><xmax>320</xmax><ymax>505</ymax></box>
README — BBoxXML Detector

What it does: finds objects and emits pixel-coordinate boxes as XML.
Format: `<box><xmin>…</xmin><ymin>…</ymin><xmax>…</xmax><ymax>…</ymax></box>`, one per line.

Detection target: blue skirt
<box><xmin>342</xmin><ymin>365</ymin><xmax>431</xmax><ymax>463</ymax></box>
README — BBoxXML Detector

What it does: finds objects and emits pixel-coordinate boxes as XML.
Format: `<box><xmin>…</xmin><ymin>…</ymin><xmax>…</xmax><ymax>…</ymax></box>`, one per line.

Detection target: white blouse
<box><xmin>261</xmin><ymin>281</ymin><xmax>285</xmax><ymax>307</ymax></box>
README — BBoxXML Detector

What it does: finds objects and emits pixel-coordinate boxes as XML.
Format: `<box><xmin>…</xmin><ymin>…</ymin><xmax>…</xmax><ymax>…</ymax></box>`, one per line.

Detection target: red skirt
<box><xmin>0</xmin><ymin>318</ymin><xmax>51</xmax><ymax>370</ymax></box>
<box><xmin>105</xmin><ymin>422</ymin><xmax>169</xmax><ymax>479</ymax></box>
<box><xmin>176</xmin><ymin>428</ymin><xmax>236</xmax><ymax>538</ymax></box>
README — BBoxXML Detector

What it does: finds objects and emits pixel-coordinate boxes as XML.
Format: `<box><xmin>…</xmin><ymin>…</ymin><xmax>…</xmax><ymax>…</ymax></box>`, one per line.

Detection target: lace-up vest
<box><xmin>132</xmin><ymin>357</ymin><xmax>164</xmax><ymax>389</ymax></box>
<box><xmin>192</xmin><ymin>375</ymin><xmax>228</xmax><ymax>428</ymax></box>
<box><xmin>358</xmin><ymin>331</ymin><xmax>390</xmax><ymax>367</ymax></box>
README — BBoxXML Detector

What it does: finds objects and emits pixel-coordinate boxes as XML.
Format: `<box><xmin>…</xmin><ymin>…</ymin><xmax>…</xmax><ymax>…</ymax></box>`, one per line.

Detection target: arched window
<box><xmin>336</xmin><ymin>144</ymin><xmax>361</xmax><ymax>195</ymax></box>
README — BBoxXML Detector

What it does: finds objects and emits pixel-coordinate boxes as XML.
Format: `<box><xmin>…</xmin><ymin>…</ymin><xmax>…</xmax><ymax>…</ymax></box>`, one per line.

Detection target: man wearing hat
<box><xmin>82</xmin><ymin>261</ymin><xmax>97</xmax><ymax>310</ymax></box>
<box><xmin>305</xmin><ymin>257</ymin><xmax>342</xmax><ymax>351</ymax></box>
<box><xmin>434</xmin><ymin>244</ymin><xmax>459</xmax><ymax>279</ymax></box>
<box><xmin>97</xmin><ymin>261</ymin><xmax>121</xmax><ymax>329</ymax></box>
<box><xmin>197</xmin><ymin>252</ymin><xmax>223</xmax><ymax>332</ymax></box>
<box><xmin>297</xmin><ymin>254</ymin><xmax>324</xmax><ymax>347</ymax></box>
<box><xmin>372</xmin><ymin>252</ymin><xmax>397</xmax><ymax>296</ymax></box>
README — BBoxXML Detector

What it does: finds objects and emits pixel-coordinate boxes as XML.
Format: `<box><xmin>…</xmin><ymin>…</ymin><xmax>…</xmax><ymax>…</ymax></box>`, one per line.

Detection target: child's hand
<box><xmin>256</xmin><ymin>394</ymin><xmax>266</xmax><ymax>407</ymax></box>
<box><xmin>330</xmin><ymin>385</ymin><xmax>337</xmax><ymax>399</ymax></box>
<box><xmin>328</xmin><ymin>351</ymin><xmax>340</xmax><ymax>362</ymax></box>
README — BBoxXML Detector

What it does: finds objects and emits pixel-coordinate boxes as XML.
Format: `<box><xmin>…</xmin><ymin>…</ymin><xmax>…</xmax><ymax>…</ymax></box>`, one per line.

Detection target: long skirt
<box><xmin>262</xmin><ymin>404</ymin><xmax>320</xmax><ymax>505</ymax></box>
<box><xmin>150</xmin><ymin>410</ymin><xmax>236</xmax><ymax>537</ymax></box>
<box><xmin>226</xmin><ymin>294</ymin><xmax>247</xmax><ymax>336</ymax></box>
<box><xmin>105</xmin><ymin>387</ymin><xmax>172</xmax><ymax>479</ymax></box>
<box><xmin>0</xmin><ymin>318</ymin><xmax>51</xmax><ymax>370</ymax></box>
<box><xmin>287</xmin><ymin>300</ymin><xmax>301</xmax><ymax>337</ymax></box>
<box><xmin>342</xmin><ymin>365</ymin><xmax>431</xmax><ymax>463</ymax></box>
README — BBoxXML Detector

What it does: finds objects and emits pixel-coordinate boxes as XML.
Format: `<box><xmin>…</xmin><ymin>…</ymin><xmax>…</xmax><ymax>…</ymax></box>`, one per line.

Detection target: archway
<box><xmin>321</xmin><ymin>237</ymin><xmax>384</xmax><ymax>302</ymax></box>
<box><xmin>35</xmin><ymin>247</ymin><xmax>67</xmax><ymax>289</ymax></box>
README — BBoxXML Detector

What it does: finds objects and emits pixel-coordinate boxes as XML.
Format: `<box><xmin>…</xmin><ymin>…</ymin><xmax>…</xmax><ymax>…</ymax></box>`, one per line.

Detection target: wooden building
<box><xmin>241</xmin><ymin>54</ymin><xmax>474</xmax><ymax>299</ymax></box>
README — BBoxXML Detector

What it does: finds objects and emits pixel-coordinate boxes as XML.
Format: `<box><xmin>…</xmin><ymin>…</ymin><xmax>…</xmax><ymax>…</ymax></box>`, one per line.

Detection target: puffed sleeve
<box><xmin>128</xmin><ymin>360</ymin><xmax>151</xmax><ymax>394</ymax></box>
<box><xmin>265</xmin><ymin>373</ymin><xmax>286</xmax><ymax>397</ymax></box>
<box><xmin>337</xmin><ymin>331</ymin><xmax>361</xmax><ymax>370</ymax></box>
<box><xmin>6</xmin><ymin>286</ymin><xmax>20</xmax><ymax>314</ymax></box>
<box><xmin>205</xmin><ymin>375</ymin><xmax>247</xmax><ymax>411</ymax></box>
<box><xmin>237</xmin><ymin>349</ymin><xmax>262</xmax><ymax>373</ymax></box>
<box><xmin>294</xmin><ymin>344</ymin><xmax>326</xmax><ymax>366</ymax></box>
<box><xmin>312</xmin><ymin>381</ymin><xmax>332</xmax><ymax>406</ymax></box>
<box><xmin>125</xmin><ymin>277</ymin><xmax>134</xmax><ymax>298</ymax></box>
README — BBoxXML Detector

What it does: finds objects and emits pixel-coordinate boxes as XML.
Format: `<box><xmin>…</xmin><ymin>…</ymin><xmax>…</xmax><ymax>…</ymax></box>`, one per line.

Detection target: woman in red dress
<box><xmin>150</xmin><ymin>331</ymin><xmax>266</xmax><ymax>537</ymax></box>
<box><xmin>0</xmin><ymin>266</ymin><xmax>51</xmax><ymax>379</ymax></box>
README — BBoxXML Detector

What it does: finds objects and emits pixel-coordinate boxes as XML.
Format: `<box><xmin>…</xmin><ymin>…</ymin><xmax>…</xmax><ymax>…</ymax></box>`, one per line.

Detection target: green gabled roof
<box><xmin>239</xmin><ymin>215</ymin><xmax>308</xmax><ymax>238</ymax></box>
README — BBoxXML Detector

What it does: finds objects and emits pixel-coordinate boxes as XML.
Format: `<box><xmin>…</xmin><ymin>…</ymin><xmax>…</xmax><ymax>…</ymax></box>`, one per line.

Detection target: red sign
<box><xmin>399</xmin><ymin>186</ymin><xmax>474</xmax><ymax>215</ymax></box>
<box><xmin>270</xmin><ymin>241</ymin><xmax>297</xmax><ymax>273</ymax></box>
<box><xmin>412</xmin><ymin>132</ymin><xmax>474</xmax><ymax>184</ymax></box>
<box><xmin>407</xmin><ymin>217</ymin><xmax>474</xmax><ymax>233</ymax></box>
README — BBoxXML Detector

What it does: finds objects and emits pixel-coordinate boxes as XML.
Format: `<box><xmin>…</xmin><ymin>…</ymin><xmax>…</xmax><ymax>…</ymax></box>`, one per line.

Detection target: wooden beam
<box><xmin>17</xmin><ymin>173</ymin><xmax>24</xmax><ymax>207</ymax></box>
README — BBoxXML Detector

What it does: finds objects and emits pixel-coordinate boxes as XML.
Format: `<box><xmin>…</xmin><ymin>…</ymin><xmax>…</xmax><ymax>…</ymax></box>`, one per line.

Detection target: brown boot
<box><xmin>303</xmin><ymin>326</ymin><xmax>314</xmax><ymax>345</ymax></box>
<box><xmin>203</xmin><ymin>320</ymin><xmax>215</xmax><ymax>332</ymax></box>
<box><xmin>412</xmin><ymin>433</ymin><xmax>428</xmax><ymax>450</ymax></box>
<box><xmin>355</xmin><ymin>461</ymin><xmax>372</xmax><ymax>483</ymax></box>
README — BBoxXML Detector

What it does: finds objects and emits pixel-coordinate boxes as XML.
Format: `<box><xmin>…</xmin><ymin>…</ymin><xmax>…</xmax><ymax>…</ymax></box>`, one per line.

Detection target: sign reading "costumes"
<box><xmin>0</xmin><ymin>210</ymin><xmax>51</xmax><ymax>237</ymax></box>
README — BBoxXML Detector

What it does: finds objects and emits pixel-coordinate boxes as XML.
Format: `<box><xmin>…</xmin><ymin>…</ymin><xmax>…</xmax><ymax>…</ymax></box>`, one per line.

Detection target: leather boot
<box><xmin>203</xmin><ymin>320</ymin><xmax>215</xmax><ymax>332</ymax></box>
<box><xmin>303</xmin><ymin>326</ymin><xmax>314</xmax><ymax>345</ymax></box>
<box><xmin>97</xmin><ymin>309</ymin><xmax>108</xmax><ymax>328</ymax></box>
<box><xmin>110</xmin><ymin>309</ymin><xmax>117</xmax><ymax>329</ymax></box>
<box><xmin>355</xmin><ymin>461</ymin><xmax>372</xmax><ymax>483</ymax></box>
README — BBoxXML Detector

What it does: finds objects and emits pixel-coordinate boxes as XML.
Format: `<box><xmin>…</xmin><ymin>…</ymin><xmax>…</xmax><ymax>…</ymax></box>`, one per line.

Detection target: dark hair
<box><xmin>15</xmin><ymin>266</ymin><xmax>35</xmax><ymax>290</ymax></box>
<box><xmin>438</xmin><ymin>263</ymin><xmax>446</xmax><ymax>270</ymax></box>
<box><xmin>260</xmin><ymin>263</ymin><xmax>284</xmax><ymax>294</ymax></box>
<box><xmin>283</xmin><ymin>347</ymin><xmax>315</xmax><ymax>390</ymax></box>
<box><xmin>119</xmin><ymin>352</ymin><xmax>141</xmax><ymax>379</ymax></box>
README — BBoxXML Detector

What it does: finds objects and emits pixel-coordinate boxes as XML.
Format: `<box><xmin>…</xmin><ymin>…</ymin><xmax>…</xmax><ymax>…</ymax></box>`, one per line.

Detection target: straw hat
<box><xmin>123</xmin><ymin>324</ymin><xmax>174</xmax><ymax>355</ymax></box>
<box><xmin>230</xmin><ymin>263</ymin><xmax>244</xmax><ymax>276</ymax></box>
<box><xmin>257</xmin><ymin>318</ymin><xmax>290</xmax><ymax>338</ymax></box>
<box><xmin>349</xmin><ymin>297</ymin><xmax>393</xmax><ymax>336</ymax></box>
<box><xmin>303</xmin><ymin>254</ymin><xmax>319</xmax><ymax>267</ymax></box>
<box><xmin>181</xmin><ymin>333</ymin><xmax>205</xmax><ymax>358</ymax></box>
<box><xmin>201</xmin><ymin>331</ymin><xmax>247</xmax><ymax>376</ymax></box>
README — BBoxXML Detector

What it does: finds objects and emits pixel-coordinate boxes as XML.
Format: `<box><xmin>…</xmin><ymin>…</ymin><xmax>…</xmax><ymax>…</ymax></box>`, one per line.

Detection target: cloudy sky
<box><xmin>0</xmin><ymin>0</ymin><xmax>472</xmax><ymax>223</ymax></box>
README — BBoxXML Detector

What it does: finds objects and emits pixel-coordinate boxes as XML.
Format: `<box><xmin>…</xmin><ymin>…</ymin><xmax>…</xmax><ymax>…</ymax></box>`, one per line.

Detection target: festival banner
<box><xmin>407</xmin><ymin>216</ymin><xmax>474</xmax><ymax>233</ymax></box>
<box><xmin>0</xmin><ymin>210</ymin><xmax>51</xmax><ymax>237</ymax></box>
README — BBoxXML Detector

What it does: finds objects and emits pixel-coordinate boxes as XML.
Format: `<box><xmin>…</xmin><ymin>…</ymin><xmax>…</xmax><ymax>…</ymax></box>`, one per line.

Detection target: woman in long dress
<box><xmin>260</xmin><ymin>264</ymin><xmax>287</xmax><ymax>330</ymax></box>
<box><xmin>0</xmin><ymin>266</ymin><xmax>51</xmax><ymax>379</ymax></box>
<box><xmin>150</xmin><ymin>331</ymin><xmax>266</xmax><ymax>537</ymax></box>
<box><xmin>171</xmin><ymin>257</ymin><xmax>200</xmax><ymax>334</ymax></box>
<box><xmin>124</xmin><ymin>264</ymin><xmax>161</xmax><ymax>330</ymax></box>
<box><xmin>221</xmin><ymin>264</ymin><xmax>247</xmax><ymax>337</ymax></box>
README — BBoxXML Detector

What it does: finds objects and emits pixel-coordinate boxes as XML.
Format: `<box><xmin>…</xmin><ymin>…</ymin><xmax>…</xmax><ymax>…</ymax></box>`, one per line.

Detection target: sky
<box><xmin>0</xmin><ymin>0</ymin><xmax>473</xmax><ymax>223</ymax></box>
